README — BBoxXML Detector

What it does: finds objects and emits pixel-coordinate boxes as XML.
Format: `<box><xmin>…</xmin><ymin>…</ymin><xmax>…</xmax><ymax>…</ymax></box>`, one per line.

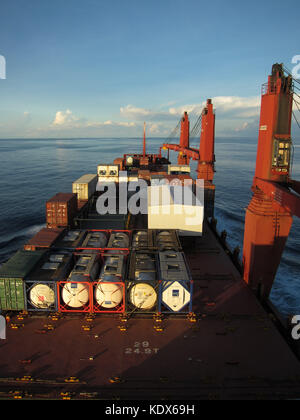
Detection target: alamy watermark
<box><xmin>291</xmin><ymin>316</ymin><xmax>300</xmax><ymax>341</ymax></box>
<box><xmin>0</xmin><ymin>315</ymin><xmax>6</xmax><ymax>340</ymax></box>
<box><xmin>292</xmin><ymin>55</ymin><xmax>300</xmax><ymax>80</ymax></box>
<box><xmin>96</xmin><ymin>174</ymin><xmax>204</xmax><ymax>227</ymax></box>
<box><xmin>0</xmin><ymin>55</ymin><xmax>6</xmax><ymax>79</ymax></box>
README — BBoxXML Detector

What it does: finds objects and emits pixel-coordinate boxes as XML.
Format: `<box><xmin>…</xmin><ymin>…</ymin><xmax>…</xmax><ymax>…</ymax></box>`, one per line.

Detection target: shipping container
<box><xmin>54</xmin><ymin>230</ymin><xmax>86</xmax><ymax>250</ymax></box>
<box><xmin>126</xmin><ymin>282</ymin><xmax>159</xmax><ymax>313</ymax></box>
<box><xmin>132</xmin><ymin>230</ymin><xmax>154</xmax><ymax>250</ymax></box>
<box><xmin>148</xmin><ymin>185</ymin><xmax>204</xmax><ymax>236</ymax></box>
<box><xmin>46</xmin><ymin>193</ymin><xmax>78</xmax><ymax>228</ymax></box>
<box><xmin>24</xmin><ymin>227</ymin><xmax>65</xmax><ymax>251</ymax></box>
<box><xmin>72</xmin><ymin>174</ymin><xmax>97</xmax><ymax>201</ymax></box>
<box><xmin>158</xmin><ymin>251</ymin><xmax>191</xmax><ymax>282</ymax></box>
<box><xmin>107</xmin><ymin>231</ymin><xmax>130</xmax><ymax>250</ymax></box>
<box><xmin>167</xmin><ymin>164</ymin><xmax>191</xmax><ymax>175</ymax></box>
<box><xmin>158</xmin><ymin>280</ymin><xmax>193</xmax><ymax>313</ymax></box>
<box><xmin>154</xmin><ymin>230</ymin><xmax>182</xmax><ymax>251</ymax></box>
<box><xmin>92</xmin><ymin>254</ymin><xmax>126</xmax><ymax>313</ymax></box>
<box><xmin>157</xmin><ymin>251</ymin><xmax>193</xmax><ymax>314</ymax></box>
<box><xmin>81</xmin><ymin>231</ymin><xmax>108</xmax><ymax>249</ymax></box>
<box><xmin>57</xmin><ymin>253</ymin><xmax>101</xmax><ymax>313</ymax></box>
<box><xmin>93</xmin><ymin>282</ymin><xmax>125</xmax><ymax>313</ymax></box>
<box><xmin>126</xmin><ymin>251</ymin><xmax>159</xmax><ymax>314</ymax></box>
<box><xmin>26</xmin><ymin>281</ymin><xmax>58</xmax><ymax>312</ymax></box>
<box><xmin>58</xmin><ymin>280</ymin><xmax>92</xmax><ymax>313</ymax></box>
<box><xmin>0</xmin><ymin>279</ymin><xmax>26</xmax><ymax>311</ymax></box>
<box><xmin>158</xmin><ymin>250</ymin><xmax>185</xmax><ymax>263</ymax></box>
<box><xmin>97</xmin><ymin>164</ymin><xmax>120</xmax><ymax>184</ymax></box>
<box><xmin>98</xmin><ymin>254</ymin><xmax>126</xmax><ymax>282</ymax></box>
<box><xmin>25</xmin><ymin>252</ymin><xmax>73</xmax><ymax>312</ymax></box>
<box><xmin>71</xmin><ymin>253</ymin><xmax>100</xmax><ymax>280</ymax></box>
<box><xmin>0</xmin><ymin>250</ymin><xmax>45</xmax><ymax>310</ymax></box>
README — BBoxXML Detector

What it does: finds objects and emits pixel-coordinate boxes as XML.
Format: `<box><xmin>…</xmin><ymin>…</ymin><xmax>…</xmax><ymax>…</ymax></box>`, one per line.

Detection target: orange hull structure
<box><xmin>243</xmin><ymin>190</ymin><xmax>293</xmax><ymax>299</ymax></box>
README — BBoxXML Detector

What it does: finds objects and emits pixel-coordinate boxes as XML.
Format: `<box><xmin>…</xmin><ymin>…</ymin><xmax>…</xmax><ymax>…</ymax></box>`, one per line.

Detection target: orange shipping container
<box><xmin>24</xmin><ymin>227</ymin><xmax>65</xmax><ymax>251</ymax></box>
<box><xmin>46</xmin><ymin>193</ymin><xmax>78</xmax><ymax>228</ymax></box>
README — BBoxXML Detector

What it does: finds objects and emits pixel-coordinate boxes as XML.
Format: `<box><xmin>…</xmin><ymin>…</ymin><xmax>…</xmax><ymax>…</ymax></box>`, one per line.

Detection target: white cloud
<box><xmin>169</xmin><ymin>96</ymin><xmax>261</xmax><ymax>119</ymax></box>
<box><xmin>235</xmin><ymin>122</ymin><xmax>250</xmax><ymax>132</ymax></box>
<box><xmin>51</xmin><ymin>109</ymin><xmax>136</xmax><ymax>131</ymax></box>
<box><xmin>86</xmin><ymin>120</ymin><xmax>136</xmax><ymax>128</ymax></box>
<box><xmin>120</xmin><ymin>96</ymin><xmax>261</xmax><ymax>124</ymax></box>
<box><xmin>120</xmin><ymin>104</ymin><xmax>173</xmax><ymax>121</ymax></box>
<box><xmin>7</xmin><ymin>96</ymin><xmax>264</xmax><ymax>139</ymax></box>
<box><xmin>53</xmin><ymin>109</ymin><xmax>77</xmax><ymax>126</ymax></box>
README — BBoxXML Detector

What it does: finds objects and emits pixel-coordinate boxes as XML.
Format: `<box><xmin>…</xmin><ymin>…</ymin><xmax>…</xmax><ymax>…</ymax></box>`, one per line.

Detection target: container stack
<box><xmin>126</xmin><ymin>252</ymin><xmax>159</xmax><ymax>314</ymax></box>
<box><xmin>97</xmin><ymin>164</ymin><xmax>120</xmax><ymax>184</ymax></box>
<box><xmin>53</xmin><ymin>229</ymin><xmax>87</xmax><ymax>251</ymax></box>
<box><xmin>58</xmin><ymin>253</ymin><xmax>100</xmax><ymax>313</ymax></box>
<box><xmin>158</xmin><ymin>251</ymin><xmax>193</xmax><ymax>314</ymax></box>
<box><xmin>1</xmin><ymin>223</ymin><xmax>192</xmax><ymax>315</ymax></box>
<box><xmin>91</xmin><ymin>231</ymin><xmax>130</xmax><ymax>313</ymax></box>
<box><xmin>72</xmin><ymin>174</ymin><xmax>98</xmax><ymax>202</ymax></box>
<box><xmin>0</xmin><ymin>250</ymin><xmax>46</xmax><ymax>311</ymax></box>
<box><xmin>24</xmin><ymin>227</ymin><xmax>65</xmax><ymax>251</ymax></box>
<box><xmin>93</xmin><ymin>254</ymin><xmax>126</xmax><ymax>313</ymax></box>
<box><xmin>46</xmin><ymin>193</ymin><xmax>78</xmax><ymax>229</ymax></box>
<box><xmin>25</xmin><ymin>251</ymin><xmax>73</xmax><ymax>312</ymax></box>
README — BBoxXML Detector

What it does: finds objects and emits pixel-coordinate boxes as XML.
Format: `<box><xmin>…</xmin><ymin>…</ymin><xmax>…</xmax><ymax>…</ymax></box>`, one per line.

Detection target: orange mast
<box><xmin>197</xmin><ymin>99</ymin><xmax>215</xmax><ymax>181</ymax></box>
<box><xmin>178</xmin><ymin>112</ymin><xmax>190</xmax><ymax>165</ymax></box>
<box><xmin>143</xmin><ymin>122</ymin><xmax>146</xmax><ymax>158</ymax></box>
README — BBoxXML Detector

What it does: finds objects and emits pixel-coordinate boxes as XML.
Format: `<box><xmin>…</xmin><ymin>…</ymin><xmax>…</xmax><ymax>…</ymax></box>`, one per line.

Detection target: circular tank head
<box><xmin>127</xmin><ymin>156</ymin><xmax>134</xmax><ymax>166</ymax></box>
<box><xmin>62</xmin><ymin>282</ymin><xmax>90</xmax><ymax>308</ymax></box>
<box><xmin>162</xmin><ymin>281</ymin><xmax>190</xmax><ymax>312</ymax></box>
<box><xmin>129</xmin><ymin>283</ymin><xmax>157</xmax><ymax>310</ymax></box>
<box><xmin>95</xmin><ymin>282</ymin><xmax>123</xmax><ymax>309</ymax></box>
<box><xmin>29</xmin><ymin>284</ymin><xmax>56</xmax><ymax>309</ymax></box>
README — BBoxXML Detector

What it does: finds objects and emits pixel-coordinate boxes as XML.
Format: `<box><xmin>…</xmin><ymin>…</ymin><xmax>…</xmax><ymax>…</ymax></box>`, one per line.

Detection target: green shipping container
<box><xmin>0</xmin><ymin>278</ymin><xmax>25</xmax><ymax>311</ymax></box>
<box><xmin>0</xmin><ymin>250</ymin><xmax>45</xmax><ymax>310</ymax></box>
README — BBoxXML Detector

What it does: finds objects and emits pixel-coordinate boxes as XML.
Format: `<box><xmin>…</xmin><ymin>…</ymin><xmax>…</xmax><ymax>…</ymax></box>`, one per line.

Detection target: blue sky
<box><xmin>0</xmin><ymin>0</ymin><xmax>299</xmax><ymax>138</ymax></box>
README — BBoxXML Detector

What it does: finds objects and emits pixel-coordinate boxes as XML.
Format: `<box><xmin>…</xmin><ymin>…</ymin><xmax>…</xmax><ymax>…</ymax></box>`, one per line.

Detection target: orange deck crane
<box><xmin>243</xmin><ymin>63</ymin><xmax>300</xmax><ymax>300</ymax></box>
<box><xmin>162</xmin><ymin>100</ymin><xmax>216</xmax><ymax>217</ymax></box>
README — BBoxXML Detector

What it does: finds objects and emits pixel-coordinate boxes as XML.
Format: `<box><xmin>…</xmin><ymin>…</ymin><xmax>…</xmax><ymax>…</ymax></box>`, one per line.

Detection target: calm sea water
<box><xmin>0</xmin><ymin>137</ymin><xmax>299</xmax><ymax>316</ymax></box>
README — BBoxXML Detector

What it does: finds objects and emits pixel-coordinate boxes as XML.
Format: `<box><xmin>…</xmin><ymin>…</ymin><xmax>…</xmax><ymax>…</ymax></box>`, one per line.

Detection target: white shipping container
<box><xmin>161</xmin><ymin>281</ymin><xmax>191</xmax><ymax>312</ymax></box>
<box><xmin>72</xmin><ymin>174</ymin><xmax>97</xmax><ymax>201</ymax></box>
<box><xmin>148</xmin><ymin>185</ymin><xmax>204</xmax><ymax>236</ymax></box>
<box><xmin>168</xmin><ymin>165</ymin><xmax>191</xmax><ymax>175</ymax></box>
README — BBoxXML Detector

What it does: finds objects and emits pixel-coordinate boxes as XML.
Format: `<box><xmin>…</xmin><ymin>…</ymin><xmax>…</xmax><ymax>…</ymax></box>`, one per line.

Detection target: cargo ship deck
<box><xmin>1</xmin><ymin>220</ymin><xmax>300</xmax><ymax>400</ymax></box>
<box><xmin>1</xmin><ymin>63</ymin><xmax>300</xmax><ymax>400</ymax></box>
